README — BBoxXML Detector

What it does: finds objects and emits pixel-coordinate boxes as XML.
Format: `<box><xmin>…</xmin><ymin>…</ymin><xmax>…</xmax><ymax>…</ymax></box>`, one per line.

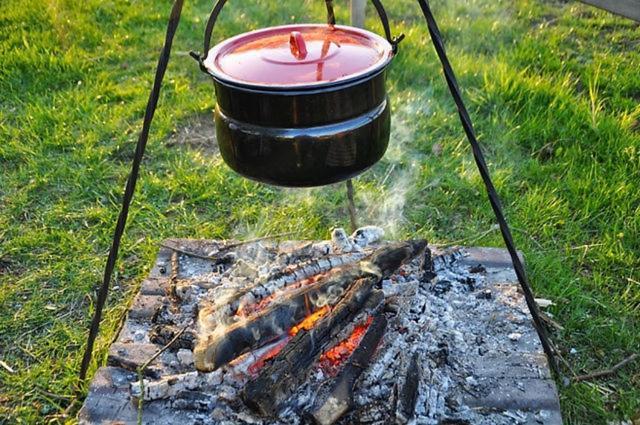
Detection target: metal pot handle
<box><xmin>191</xmin><ymin>0</ymin><xmax>404</xmax><ymax>73</ymax></box>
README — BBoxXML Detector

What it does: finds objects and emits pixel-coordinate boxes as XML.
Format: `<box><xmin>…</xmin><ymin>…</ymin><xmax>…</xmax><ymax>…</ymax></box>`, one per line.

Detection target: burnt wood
<box><xmin>194</xmin><ymin>241</ymin><xmax>426</xmax><ymax>371</ymax></box>
<box><xmin>395</xmin><ymin>352</ymin><xmax>421</xmax><ymax>424</ymax></box>
<box><xmin>310</xmin><ymin>312</ymin><xmax>387</xmax><ymax>425</ymax></box>
<box><xmin>194</xmin><ymin>267</ymin><xmax>376</xmax><ymax>371</ymax></box>
<box><xmin>368</xmin><ymin>240</ymin><xmax>427</xmax><ymax>278</ymax></box>
<box><xmin>242</xmin><ymin>279</ymin><xmax>384</xmax><ymax>416</ymax></box>
<box><xmin>215</xmin><ymin>251</ymin><xmax>368</xmax><ymax>322</ymax></box>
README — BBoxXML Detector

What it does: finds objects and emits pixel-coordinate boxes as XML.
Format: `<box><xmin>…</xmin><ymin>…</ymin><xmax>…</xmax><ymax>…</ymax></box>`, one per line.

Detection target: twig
<box><xmin>17</xmin><ymin>311</ymin><xmax>73</xmax><ymax>339</ymax></box>
<box><xmin>137</xmin><ymin>326</ymin><xmax>188</xmax><ymax>424</ymax></box>
<box><xmin>169</xmin><ymin>251</ymin><xmax>179</xmax><ymax>300</ymax></box>
<box><xmin>160</xmin><ymin>232</ymin><xmax>297</xmax><ymax>261</ymax></box>
<box><xmin>573</xmin><ymin>353</ymin><xmax>638</xmax><ymax>383</ymax></box>
<box><xmin>430</xmin><ymin>224</ymin><xmax>499</xmax><ymax>248</ymax></box>
<box><xmin>159</xmin><ymin>242</ymin><xmax>211</xmax><ymax>260</ymax></box>
<box><xmin>0</xmin><ymin>360</ymin><xmax>14</xmax><ymax>374</ymax></box>
<box><xmin>380</xmin><ymin>163</ymin><xmax>396</xmax><ymax>187</ymax></box>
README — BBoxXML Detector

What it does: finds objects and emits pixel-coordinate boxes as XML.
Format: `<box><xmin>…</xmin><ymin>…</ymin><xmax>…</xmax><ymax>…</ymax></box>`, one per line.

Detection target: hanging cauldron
<box><xmin>193</xmin><ymin>1</ymin><xmax>403</xmax><ymax>187</ymax></box>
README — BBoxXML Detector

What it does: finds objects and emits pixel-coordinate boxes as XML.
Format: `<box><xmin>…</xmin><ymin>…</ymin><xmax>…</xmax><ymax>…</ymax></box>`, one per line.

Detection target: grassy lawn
<box><xmin>1</xmin><ymin>0</ymin><xmax>638</xmax><ymax>423</ymax></box>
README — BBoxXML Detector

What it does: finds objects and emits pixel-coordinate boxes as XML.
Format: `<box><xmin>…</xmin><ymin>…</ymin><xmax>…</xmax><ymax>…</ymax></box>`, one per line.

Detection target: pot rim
<box><xmin>203</xmin><ymin>24</ymin><xmax>394</xmax><ymax>92</ymax></box>
<box><xmin>211</xmin><ymin>66</ymin><xmax>388</xmax><ymax>96</ymax></box>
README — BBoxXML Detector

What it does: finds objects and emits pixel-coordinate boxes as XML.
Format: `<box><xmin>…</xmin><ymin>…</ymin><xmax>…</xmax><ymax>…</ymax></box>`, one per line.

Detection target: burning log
<box><xmin>242</xmin><ymin>279</ymin><xmax>384</xmax><ymax>416</ymax></box>
<box><xmin>194</xmin><ymin>241</ymin><xmax>427</xmax><ymax>372</ymax></box>
<box><xmin>310</xmin><ymin>312</ymin><xmax>387</xmax><ymax>425</ymax></box>
<box><xmin>211</xmin><ymin>251</ymin><xmax>368</xmax><ymax>321</ymax></box>
<box><xmin>194</xmin><ymin>268</ymin><xmax>376</xmax><ymax>372</ymax></box>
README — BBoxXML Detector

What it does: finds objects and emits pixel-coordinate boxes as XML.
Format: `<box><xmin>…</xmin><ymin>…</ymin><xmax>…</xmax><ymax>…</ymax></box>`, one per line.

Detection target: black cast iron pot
<box><xmin>194</xmin><ymin>1</ymin><xmax>403</xmax><ymax>187</ymax></box>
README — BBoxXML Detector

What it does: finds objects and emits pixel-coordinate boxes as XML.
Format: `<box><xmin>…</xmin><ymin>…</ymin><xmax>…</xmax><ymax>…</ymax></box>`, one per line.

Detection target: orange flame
<box><xmin>246</xmin><ymin>305</ymin><xmax>331</xmax><ymax>375</ymax></box>
<box><xmin>319</xmin><ymin>315</ymin><xmax>373</xmax><ymax>375</ymax></box>
<box><xmin>289</xmin><ymin>305</ymin><xmax>330</xmax><ymax>336</ymax></box>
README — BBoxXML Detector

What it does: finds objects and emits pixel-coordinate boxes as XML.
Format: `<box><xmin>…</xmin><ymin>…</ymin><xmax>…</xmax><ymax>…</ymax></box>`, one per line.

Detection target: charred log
<box><xmin>215</xmin><ymin>240</ymin><xmax>425</xmax><ymax>322</ymax></box>
<box><xmin>131</xmin><ymin>370</ymin><xmax>223</xmax><ymax>401</ymax></box>
<box><xmin>366</xmin><ymin>240</ymin><xmax>427</xmax><ymax>278</ymax></box>
<box><xmin>395</xmin><ymin>352</ymin><xmax>421</xmax><ymax>424</ymax></box>
<box><xmin>310</xmin><ymin>312</ymin><xmax>387</xmax><ymax>425</ymax></box>
<box><xmin>241</xmin><ymin>280</ymin><xmax>384</xmax><ymax>416</ymax></box>
<box><xmin>216</xmin><ymin>251</ymin><xmax>368</xmax><ymax>320</ymax></box>
<box><xmin>194</xmin><ymin>268</ymin><xmax>376</xmax><ymax>372</ymax></box>
<box><xmin>194</xmin><ymin>241</ymin><xmax>426</xmax><ymax>372</ymax></box>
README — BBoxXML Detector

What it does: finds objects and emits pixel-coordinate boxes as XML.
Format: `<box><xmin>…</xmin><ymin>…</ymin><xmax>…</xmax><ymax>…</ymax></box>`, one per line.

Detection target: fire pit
<box><xmin>79</xmin><ymin>227</ymin><xmax>562</xmax><ymax>424</ymax></box>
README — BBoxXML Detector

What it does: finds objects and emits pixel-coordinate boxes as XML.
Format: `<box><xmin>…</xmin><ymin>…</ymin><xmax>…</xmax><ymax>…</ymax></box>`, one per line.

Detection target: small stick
<box><xmin>160</xmin><ymin>243</ymin><xmax>211</xmax><ymax>261</ymax></box>
<box><xmin>220</xmin><ymin>232</ymin><xmax>297</xmax><ymax>252</ymax></box>
<box><xmin>137</xmin><ymin>326</ymin><xmax>188</xmax><ymax>424</ymax></box>
<box><xmin>169</xmin><ymin>250</ymin><xmax>179</xmax><ymax>300</ymax></box>
<box><xmin>346</xmin><ymin>179</ymin><xmax>358</xmax><ymax>233</ymax></box>
<box><xmin>573</xmin><ymin>353</ymin><xmax>638</xmax><ymax>383</ymax></box>
<box><xmin>160</xmin><ymin>232</ymin><xmax>297</xmax><ymax>260</ymax></box>
<box><xmin>0</xmin><ymin>359</ymin><xmax>15</xmax><ymax>374</ymax></box>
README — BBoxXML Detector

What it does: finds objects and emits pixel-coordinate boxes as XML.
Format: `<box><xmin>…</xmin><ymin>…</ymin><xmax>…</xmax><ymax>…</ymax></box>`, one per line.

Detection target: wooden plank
<box><xmin>578</xmin><ymin>0</ymin><xmax>640</xmax><ymax>21</ymax></box>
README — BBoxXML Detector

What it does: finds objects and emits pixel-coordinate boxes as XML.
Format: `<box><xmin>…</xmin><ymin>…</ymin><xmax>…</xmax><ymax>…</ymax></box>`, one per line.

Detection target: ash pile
<box><xmin>80</xmin><ymin>227</ymin><xmax>562</xmax><ymax>425</ymax></box>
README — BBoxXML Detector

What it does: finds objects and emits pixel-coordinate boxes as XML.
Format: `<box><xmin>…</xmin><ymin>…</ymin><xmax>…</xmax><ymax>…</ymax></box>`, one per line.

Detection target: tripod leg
<box><xmin>416</xmin><ymin>0</ymin><xmax>559</xmax><ymax>374</ymax></box>
<box><xmin>346</xmin><ymin>179</ymin><xmax>358</xmax><ymax>233</ymax></box>
<box><xmin>79</xmin><ymin>0</ymin><xmax>186</xmax><ymax>382</ymax></box>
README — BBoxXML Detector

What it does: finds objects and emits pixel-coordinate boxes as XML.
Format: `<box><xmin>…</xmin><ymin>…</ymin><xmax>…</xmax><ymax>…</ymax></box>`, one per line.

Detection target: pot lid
<box><xmin>203</xmin><ymin>24</ymin><xmax>394</xmax><ymax>89</ymax></box>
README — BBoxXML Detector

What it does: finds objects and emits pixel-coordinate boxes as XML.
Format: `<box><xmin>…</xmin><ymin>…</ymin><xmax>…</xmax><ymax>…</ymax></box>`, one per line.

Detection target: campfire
<box><xmin>82</xmin><ymin>226</ymin><xmax>561</xmax><ymax>424</ymax></box>
<box><xmin>128</xmin><ymin>228</ymin><xmax>428</xmax><ymax>424</ymax></box>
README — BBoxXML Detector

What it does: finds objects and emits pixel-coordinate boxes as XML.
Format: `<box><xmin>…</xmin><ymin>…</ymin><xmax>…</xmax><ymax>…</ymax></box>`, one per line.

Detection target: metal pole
<box><xmin>78</xmin><ymin>0</ymin><xmax>185</xmax><ymax>382</ymax></box>
<box><xmin>343</xmin><ymin>0</ymin><xmax>366</xmax><ymax>233</ymax></box>
<box><xmin>351</xmin><ymin>0</ymin><xmax>366</xmax><ymax>28</ymax></box>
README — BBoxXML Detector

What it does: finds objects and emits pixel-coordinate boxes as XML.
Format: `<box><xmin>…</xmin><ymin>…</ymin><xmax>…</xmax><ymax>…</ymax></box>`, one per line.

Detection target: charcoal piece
<box><xmin>421</xmin><ymin>247</ymin><xmax>436</xmax><ymax>282</ymax></box>
<box><xmin>439</xmin><ymin>419</ymin><xmax>471</xmax><ymax>424</ymax></box>
<box><xmin>476</xmin><ymin>289</ymin><xmax>492</xmax><ymax>300</ymax></box>
<box><xmin>149</xmin><ymin>325</ymin><xmax>194</xmax><ymax>349</ymax></box>
<box><xmin>242</xmin><ymin>280</ymin><xmax>384</xmax><ymax>417</ymax></box>
<box><xmin>395</xmin><ymin>352</ymin><xmax>421</xmax><ymax>424</ymax></box>
<box><xmin>468</xmin><ymin>264</ymin><xmax>486</xmax><ymax>274</ymax></box>
<box><xmin>458</xmin><ymin>276</ymin><xmax>475</xmax><ymax>291</ymax></box>
<box><xmin>431</xmin><ymin>280</ymin><xmax>452</xmax><ymax>295</ymax></box>
<box><xmin>432</xmin><ymin>341</ymin><xmax>450</xmax><ymax>367</ymax></box>
<box><xmin>171</xmin><ymin>391</ymin><xmax>214</xmax><ymax>411</ymax></box>
<box><xmin>310</xmin><ymin>313</ymin><xmax>387</xmax><ymax>425</ymax></box>
<box><xmin>344</xmin><ymin>400</ymin><xmax>391</xmax><ymax>424</ymax></box>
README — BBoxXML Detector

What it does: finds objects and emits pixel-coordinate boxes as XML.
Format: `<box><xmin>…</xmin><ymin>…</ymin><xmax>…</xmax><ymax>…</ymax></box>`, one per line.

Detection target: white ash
<box><xmin>331</xmin><ymin>228</ymin><xmax>357</xmax><ymax>252</ymax></box>
<box><xmin>132</xmin><ymin>234</ymin><xmax>544</xmax><ymax>424</ymax></box>
<box><xmin>351</xmin><ymin>226</ymin><xmax>385</xmax><ymax>248</ymax></box>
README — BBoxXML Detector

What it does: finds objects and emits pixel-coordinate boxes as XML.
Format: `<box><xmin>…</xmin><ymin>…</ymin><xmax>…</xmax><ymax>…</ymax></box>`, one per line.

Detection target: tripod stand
<box><xmin>78</xmin><ymin>0</ymin><xmax>559</xmax><ymax>385</ymax></box>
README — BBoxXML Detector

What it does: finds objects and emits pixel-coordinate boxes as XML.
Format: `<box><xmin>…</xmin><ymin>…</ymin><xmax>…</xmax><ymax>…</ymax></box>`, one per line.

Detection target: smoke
<box><xmin>360</xmin><ymin>89</ymin><xmax>432</xmax><ymax>238</ymax></box>
<box><xmin>229</xmin><ymin>90</ymin><xmax>432</xmax><ymax>240</ymax></box>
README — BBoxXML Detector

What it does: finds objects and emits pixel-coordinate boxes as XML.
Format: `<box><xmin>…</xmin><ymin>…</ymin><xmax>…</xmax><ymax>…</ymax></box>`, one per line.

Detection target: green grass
<box><xmin>1</xmin><ymin>0</ymin><xmax>638</xmax><ymax>423</ymax></box>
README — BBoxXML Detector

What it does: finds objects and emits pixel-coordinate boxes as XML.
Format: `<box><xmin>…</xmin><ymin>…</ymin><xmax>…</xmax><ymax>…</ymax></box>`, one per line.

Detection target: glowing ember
<box><xmin>289</xmin><ymin>305</ymin><xmax>330</xmax><ymax>336</ymax></box>
<box><xmin>319</xmin><ymin>315</ymin><xmax>373</xmax><ymax>375</ymax></box>
<box><xmin>247</xmin><ymin>338</ymin><xmax>290</xmax><ymax>375</ymax></box>
<box><xmin>246</xmin><ymin>306</ymin><xmax>330</xmax><ymax>375</ymax></box>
